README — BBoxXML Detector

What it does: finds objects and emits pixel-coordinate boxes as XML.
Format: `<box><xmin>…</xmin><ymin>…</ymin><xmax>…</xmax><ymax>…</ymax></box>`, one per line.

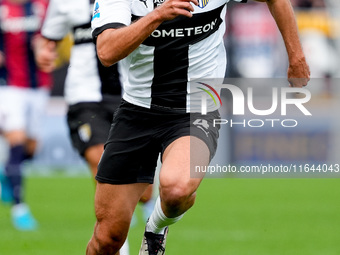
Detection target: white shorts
<box><xmin>0</xmin><ymin>86</ymin><xmax>49</xmax><ymax>139</ymax></box>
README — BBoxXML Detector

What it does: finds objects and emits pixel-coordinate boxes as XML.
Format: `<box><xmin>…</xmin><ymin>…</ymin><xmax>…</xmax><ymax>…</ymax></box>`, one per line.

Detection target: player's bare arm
<box><xmin>96</xmin><ymin>0</ymin><xmax>198</xmax><ymax>67</ymax></box>
<box><xmin>253</xmin><ymin>0</ymin><xmax>310</xmax><ymax>87</ymax></box>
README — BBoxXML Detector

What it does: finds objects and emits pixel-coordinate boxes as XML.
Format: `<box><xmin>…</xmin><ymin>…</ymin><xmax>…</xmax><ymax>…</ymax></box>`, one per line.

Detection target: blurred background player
<box><xmin>0</xmin><ymin>0</ymin><xmax>51</xmax><ymax>231</ymax></box>
<box><xmin>35</xmin><ymin>0</ymin><xmax>154</xmax><ymax>253</ymax></box>
<box><xmin>36</xmin><ymin>0</ymin><xmax>122</xmax><ymax>179</ymax></box>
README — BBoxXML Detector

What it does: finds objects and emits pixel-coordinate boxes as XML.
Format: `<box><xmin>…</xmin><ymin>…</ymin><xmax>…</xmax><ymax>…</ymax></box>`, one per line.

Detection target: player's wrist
<box><xmin>288</xmin><ymin>53</ymin><xmax>307</xmax><ymax>68</ymax></box>
<box><xmin>150</xmin><ymin>6</ymin><xmax>168</xmax><ymax>24</ymax></box>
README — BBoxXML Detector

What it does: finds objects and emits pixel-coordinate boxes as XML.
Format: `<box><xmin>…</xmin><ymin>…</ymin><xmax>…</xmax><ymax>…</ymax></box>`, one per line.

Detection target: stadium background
<box><xmin>1</xmin><ymin>0</ymin><xmax>340</xmax><ymax>254</ymax></box>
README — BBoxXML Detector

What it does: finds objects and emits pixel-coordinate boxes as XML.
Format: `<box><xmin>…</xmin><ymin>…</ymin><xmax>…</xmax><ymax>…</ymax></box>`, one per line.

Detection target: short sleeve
<box><xmin>42</xmin><ymin>0</ymin><xmax>90</xmax><ymax>41</ymax></box>
<box><xmin>91</xmin><ymin>0</ymin><xmax>132</xmax><ymax>40</ymax></box>
<box><xmin>41</xmin><ymin>0</ymin><xmax>70</xmax><ymax>40</ymax></box>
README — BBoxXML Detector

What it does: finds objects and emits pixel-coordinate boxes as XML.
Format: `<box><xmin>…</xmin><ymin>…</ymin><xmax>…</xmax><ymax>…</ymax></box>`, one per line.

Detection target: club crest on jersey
<box><xmin>198</xmin><ymin>0</ymin><xmax>209</xmax><ymax>8</ymax></box>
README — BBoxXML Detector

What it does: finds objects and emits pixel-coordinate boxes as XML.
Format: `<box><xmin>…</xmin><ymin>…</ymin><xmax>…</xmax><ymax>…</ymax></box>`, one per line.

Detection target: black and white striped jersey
<box><xmin>92</xmin><ymin>0</ymin><xmax>245</xmax><ymax>112</ymax></box>
<box><xmin>41</xmin><ymin>0</ymin><xmax>121</xmax><ymax>105</ymax></box>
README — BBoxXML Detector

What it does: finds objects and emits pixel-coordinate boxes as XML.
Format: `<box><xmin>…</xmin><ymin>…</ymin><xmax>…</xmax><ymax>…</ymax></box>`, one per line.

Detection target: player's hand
<box><xmin>287</xmin><ymin>56</ymin><xmax>310</xmax><ymax>88</ymax></box>
<box><xmin>154</xmin><ymin>0</ymin><xmax>198</xmax><ymax>21</ymax></box>
<box><xmin>34</xmin><ymin>37</ymin><xmax>58</xmax><ymax>73</ymax></box>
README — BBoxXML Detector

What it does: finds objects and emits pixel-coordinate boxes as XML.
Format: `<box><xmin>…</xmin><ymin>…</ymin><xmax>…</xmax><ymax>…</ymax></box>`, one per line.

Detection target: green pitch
<box><xmin>1</xmin><ymin>176</ymin><xmax>339</xmax><ymax>255</ymax></box>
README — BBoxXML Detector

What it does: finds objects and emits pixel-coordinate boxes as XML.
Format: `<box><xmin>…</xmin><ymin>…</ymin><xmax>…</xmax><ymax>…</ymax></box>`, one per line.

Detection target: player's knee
<box><xmin>160</xmin><ymin>183</ymin><xmax>197</xmax><ymax>210</ymax></box>
<box><xmin>94</xmin><ymin>210</ymin><xmax>129</xmax><ymax>252</ymax></box>
<box><xmin>94</xmin><ymin>223</ymin><xmax>127</xmax><ymax>253</ymax></box>
<box><xmin>97</xmin><ymin>231</ymin><xmax>125</xmax><ymax>253</ymax></box>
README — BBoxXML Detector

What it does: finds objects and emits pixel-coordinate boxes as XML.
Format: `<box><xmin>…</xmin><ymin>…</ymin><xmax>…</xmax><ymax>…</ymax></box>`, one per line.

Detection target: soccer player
<box><xmin>36</xmin><ymin>0</ymin><xmax>122</xmax><ymax>179</ymax></box>
<box><xmin>35</xmin><ymin>0</ymin><xmax>154</xmax><ymax>253</ymax></box>
<box><xmin>0</xmin><ymin>0</ymin><xmax>51</xmax><ymax>231</ymax></box>
<box><xmin>87</xmin><ymin>0</ymin><xmax>310</xmax><ymax>254</ymax></box>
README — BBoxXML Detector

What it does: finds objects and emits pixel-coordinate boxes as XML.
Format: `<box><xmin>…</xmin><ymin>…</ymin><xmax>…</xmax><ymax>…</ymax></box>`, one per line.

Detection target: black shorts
<box><xmin>96</xmin><ymin>99</ymin><xmax>220</xmax><ymax>184</ymax></box>
<box><xmin>67</xmin><ymin>97</ymin><xmax>121</xmax><ymax>156</ymax></box>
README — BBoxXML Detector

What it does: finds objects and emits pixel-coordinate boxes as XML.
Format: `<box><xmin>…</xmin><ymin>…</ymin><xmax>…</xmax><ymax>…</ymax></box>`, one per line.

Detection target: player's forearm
<box><xmin>96</xmin><ymin>0</ymin><xmax>198</xmax><ymax>67</ymax></box>
<box><xmin>96</xmin><ymin>11</ymin><xmax>164</xmax><ymax>67</ymax></box>
<box><xmin>266</xmin><ymin>0</ymin><xmax>310</xmax><ymax>85</ymax></box>
<box><xmin>266</xmin><ymin>0</ymin><xmax>305</xmax><ymax>64</ymax></box>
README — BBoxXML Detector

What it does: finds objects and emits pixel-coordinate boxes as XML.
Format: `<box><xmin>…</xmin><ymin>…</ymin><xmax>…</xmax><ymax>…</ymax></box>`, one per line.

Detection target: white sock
<box><xmin>145</xmin><ymin>196</ymin><xmax>184</xmax><ymax>234</ymax></box>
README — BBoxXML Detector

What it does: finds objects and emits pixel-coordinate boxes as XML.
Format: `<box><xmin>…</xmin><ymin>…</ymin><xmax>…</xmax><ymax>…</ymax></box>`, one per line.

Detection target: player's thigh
<box><xmin>0</xmin><ymin>87</ymin><xmax>27</xmax><ymax>137</ymax></box>
<box><xmin>94</xmin><ymin>182</ymin><xmax>150</xmax><ymax>234</ymax></box>
<box><xmin>27</xmin><ymin>88</ymin><xmax>49</xmax><ymax>140</ymax></box>
<box><xmin>159</xmin><ymin>110</ymin><xmax>220</xmax><ymax>194</ymax></box>
<box><xmin>84</xmin><ymin>144</ymin><xmax>104</xmax><ymax>176</ymax></box>
<box><xmin>84</xmin><ymin>144</ymin><xmax>104</xmax><ymax>167</ymax></box>
<box><xmin>159</xmin><ymin>136</ymin><xmax>210</xmax><ymax>196</ymax></box>
<box><xmin>96</xmin><ymin>100</ymin><xmax>161</xmax><ymax>185</ymax></box>
<box><xmin>4</xmin><ymin>130</ymin><xmax>26</xmax><ymax>146</ymax></box>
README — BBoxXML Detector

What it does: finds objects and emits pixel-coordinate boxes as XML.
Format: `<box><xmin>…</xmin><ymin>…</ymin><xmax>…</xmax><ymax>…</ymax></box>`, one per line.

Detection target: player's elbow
<box><xmin>96</xmin><ymin>43</ymin><xmax>111</xmax><ymax>67</ymax></box>
<box><xmin>97</xmin><ymin>49</ymin><xmax>115</xmax><ymax>67</ymax></box>
<box><xmin>96</xmin><ymin>30</ymin><xmax>121</xmax><ymax>67</ymax></box>
<box><xmin>97</xmin><ymin>47</ymin><xmax>126</xmax><ymax>67</ymax></box>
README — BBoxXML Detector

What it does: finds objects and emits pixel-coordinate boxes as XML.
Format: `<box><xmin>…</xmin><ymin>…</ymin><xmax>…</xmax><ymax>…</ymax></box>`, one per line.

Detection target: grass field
<box><xmin>1</xmin><ymin>176</ymin><xmax>340</xmax><ymax>255</ymax></box>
